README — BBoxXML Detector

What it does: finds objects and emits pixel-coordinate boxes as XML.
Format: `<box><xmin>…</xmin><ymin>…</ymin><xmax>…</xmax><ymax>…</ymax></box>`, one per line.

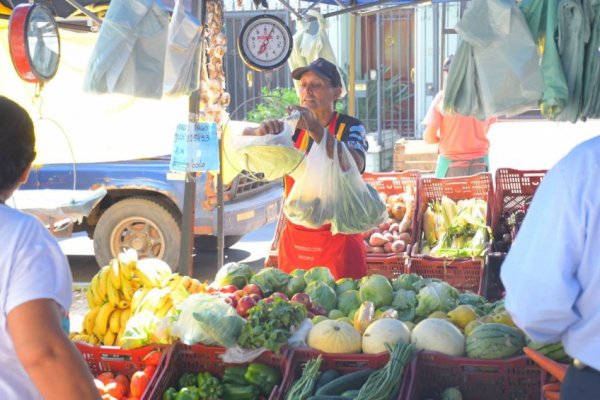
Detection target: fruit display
<box><xmin>72</xmin><ymin>250</ymin><xmax>206</xmax><ymax>347</ymax></box>
<box><xmin>419</xmin><ymin>196</ymin><xmax>491</xmax><ymax>257</ymax></box>
<box><xmin>362</xmin><ymin>191</ymin><xmax>415</xmax><ymax>255</ymax></box>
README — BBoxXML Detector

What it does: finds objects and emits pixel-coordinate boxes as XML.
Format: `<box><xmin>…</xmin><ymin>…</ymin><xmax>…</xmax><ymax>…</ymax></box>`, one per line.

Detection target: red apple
<box><xmin>270</xmin><ymin>292</ymin><xmax>289</xmax><ymax>302</ymax></box>
<box><xmin>311</xmin><ymin>304</ymin><xmax>327</xmax><ymax>316</ymax></box>
<box><xmin>223</xmin><ymin>294</ymin><xmax>238</xmax><ymax>308</ymax></box>
<box><xmin>236</xmin><ymin>296</ymin><xmax>257</xmax><ymax>317</ymax></box>
<box><xmin>262</xmin><ymin>297</ymin><xmax>274</xmax><ymax>305</ymax></box>
<box><xmin>291</xmin><ymin>293</ymin><xmax>312</xmax><ymax>310</ymax></box>
<box><xmin>233</xmin><ymin>290</ymin><xmax>246</xmax><ymax>300</ymax></box>
<box><xmin>243</xmin><ymin>284</ymin><xmax>263</xmax><ymax>298</ymax></box>
<box><xmin>219</xmin><ymin>285</ymin><xmax>238</xmax><ymax>294</ymax></box>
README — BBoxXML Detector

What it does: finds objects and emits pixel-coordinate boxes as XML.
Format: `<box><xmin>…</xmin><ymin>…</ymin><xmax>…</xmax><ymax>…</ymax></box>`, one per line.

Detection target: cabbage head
<box><xmin>249</xmin><ymin>268</ymin><xmax>290</xmax><ymax>296</ymax></box>
<box><xmin>359</xmin><ymin>274</ymin><xmax>393</xmax><ymax>308</ymax></box>
<box><xmin>415</xmin><ymin>282</ymin><xmax>459</xmax><ymax>317</ymax></box>
<box><xmin>214</xmin><ymin>262</ymin><xmax>255</xmax><ymax>289</ymax></box>
<box><xmin>284</xmin><ymin>275</ymin><xmax>306</xmax><ymax>298</ymax></box>
<box><xmin>337</xmin><ymin>290</ymin><xmax>361</xmax><ymax>315</ymax></box>
<box><xmin>290</xmin><ymin>269</ymin><xmax>306</xmax><ymax>278</ymax></box>
<box><xmin>304</xmin><ymin>281</ymin><xmax>337</xmax><ymax>313</ymax></box>
<box><xmin>391</xmin><ymin>289</ymin><xmax>417</xmax><ymax>321</ymax></box>
<box><xmin>335</xmin><ymin>278</ymin><xmax>357</xmax><ymax>295</ymax></box>
<box><xmin>392</xmin><ymin>273</ymin><xmax>423</xmax><ymax>291</ymax></box>
<box><xmin>304</xmin><ymin>266</ymin><xmax>335</xmax><ymax>287</ymax></box>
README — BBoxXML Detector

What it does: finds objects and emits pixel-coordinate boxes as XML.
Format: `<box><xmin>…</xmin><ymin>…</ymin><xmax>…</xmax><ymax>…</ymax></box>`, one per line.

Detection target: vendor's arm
<box><xmin>422</xmin><ymin>91</ymin><xmax>443</xmax><ymax>144</ymax></box>
<box><xmin>500</xmin><ymin>162</ymin><xmax>582</xmax><ymax>344</ymax></box>
<box><xmin>423</xmin><ymin>125</ymin><xmax>440</xmax><ymax>144</ymax></box>
<box><xmin>8</xmin><ymin>299</ymin><xmax>101</xmax><ymax>400</ymax></box>
<box><xmin>242</xmin><ymin>120</ymin><xmax>284</xmax><ymax>136</ymax></box>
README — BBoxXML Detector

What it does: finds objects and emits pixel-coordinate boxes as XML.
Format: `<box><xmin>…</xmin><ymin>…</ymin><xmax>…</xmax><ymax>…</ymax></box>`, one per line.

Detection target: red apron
<box><xmin>278</xmin><ymin>113</ymin><xmax>367</xmax><ymax>280</ymax></box>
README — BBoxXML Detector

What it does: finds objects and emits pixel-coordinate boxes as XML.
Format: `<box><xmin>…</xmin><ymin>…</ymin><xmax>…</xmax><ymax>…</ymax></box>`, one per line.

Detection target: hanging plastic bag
<box><xmin>163</xmin><ymin>0</ymin><xmax>202</xmax><ymax>96</ymax></box>
<box><xmin>284</xmin><ymin>137</ymin><xmax>386</xmax><ymax>234</ymax></box>
<box><xmin>448</xmin><ymin>0</ymin><xmax>543</xmax><ymax>119</ymax></box>
<box><xmin>287</xmin><ymin>10</ymin><xmax>347</xmax><ymax>98</ymax></box>
<box><xmin>84</xmin><ymin>0</ymin><xmax>169</xmax><ymax>98</ymax></box>
<box><xmin>223</xmin><ymin>112</ymin><xmax>305</xmax><ymax>182</ymax></box>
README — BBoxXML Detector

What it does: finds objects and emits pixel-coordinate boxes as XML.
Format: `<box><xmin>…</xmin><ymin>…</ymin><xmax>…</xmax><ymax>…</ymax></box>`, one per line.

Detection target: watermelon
<box><xmin>526</xmin><ymin>338</ymin><xmax>570</xmax><ymax>363</ymax></box>
<box><xmin>466</xmin><ymin>323</ymin><xmax>525</xmax><ymax>359</ymax></box>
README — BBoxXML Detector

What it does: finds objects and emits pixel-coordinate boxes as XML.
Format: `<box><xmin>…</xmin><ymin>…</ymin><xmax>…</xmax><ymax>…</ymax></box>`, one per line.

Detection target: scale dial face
<box><xmin>238</xmin><ymin>14</ymin><xmax>293</xmax><ymax>72</ymax></box>
<box><xmin>9</xmin><ymin>3</ymin><xmax>61</xmax><ymax>83</ymax></box>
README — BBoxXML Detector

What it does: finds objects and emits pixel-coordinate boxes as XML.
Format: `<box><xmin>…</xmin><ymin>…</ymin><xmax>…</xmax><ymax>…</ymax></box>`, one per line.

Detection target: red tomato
<box><xmin>105</xmin><ymin>379</ymin><xmax>127</xmax><ymax>399</ymax></box>
<box><xmin>115</xmin><ymin>374</ymin><xmax>130</xmax><ymax>389</ymax></box>
<box><xmin>130</xmin><ymin>370</ymin><xmax>151</xmax><ymax>398</ymax></box>
<box><xmin>96</xmin><ymin>372</ymin><xmax>115</xmax><ymax>385</ymax></box>
<box><xmin>143</xmin><ymin>365</ymin><xmax>157</xmax><ymax>377</ymax></box>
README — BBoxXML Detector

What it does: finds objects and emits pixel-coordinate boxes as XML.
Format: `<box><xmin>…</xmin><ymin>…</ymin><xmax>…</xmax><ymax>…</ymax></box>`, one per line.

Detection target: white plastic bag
<box><xmin>284</xmin><ymin>137</ymin><xmax>386</xmax><ymax>234</ymax></box>
<box><xmin>163</xmin><ymin>0</ymin><xmax>202</xmax><ymax>96</ymax></box>
<box><xmin>223</xmin><ymin>112</ymin><xmax>304</xmax><ymax>182</ymax></box>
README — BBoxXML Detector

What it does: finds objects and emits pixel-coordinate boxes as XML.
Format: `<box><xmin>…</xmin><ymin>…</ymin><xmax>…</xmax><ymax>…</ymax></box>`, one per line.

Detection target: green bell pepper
<box><xmin>175</xmin><ymin>386</ymin><xmax>200</xmax><ymax>400</ymax></box>
<box><xmin>196</xmin><ymin>371</ymin><xmax>224</xmax><ymax>400</ymax></box>
<box><xmin>244</xmin><ymin>363</ymin><xmax>282</xmax><ymax>396</ymax></box>
<box><xmin>178</xmin><ymin>373</ymin><xmax>198</xmax><ymax>390</ymax></box>
<box><xmin>162</xmin><ymin>387</ymin><xmax>178</xmax><ymax>400</ymax></box>
<box><xmin>223</xmin><ymin>383</ymin><xmax>260</xmax><ymax>400</ymax></box>
<box><xmin>222</xmin><ymin>365</ymin><xmax>249</xmax><ymax>385</ymax></box>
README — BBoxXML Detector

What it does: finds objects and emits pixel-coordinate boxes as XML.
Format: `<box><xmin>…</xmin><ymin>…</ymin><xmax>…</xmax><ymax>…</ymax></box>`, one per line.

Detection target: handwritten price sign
<box><xmin>170</xmin><ymin>122</ymin><xmax>219</xmax><ymax>172</ymax></box>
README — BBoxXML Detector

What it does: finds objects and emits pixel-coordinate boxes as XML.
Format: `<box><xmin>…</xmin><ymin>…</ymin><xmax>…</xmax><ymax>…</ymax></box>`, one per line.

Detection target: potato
<box><xmin>369</xmin><ymin>232</ymin><xmax>388</xmax><ymax>247</ymax></box>
<box><xmin>383</xmin><ymin>242</ymin><xmax>393</xmax><ymax>253</ymax></box>
<box><xmin>398</xmin><ymin>232</ymin><xmax>412</xmax><ymax>243</ymax></box>
<box><xmin>383</xmin><ymin>233</ymin><xmax>395</xmax><ymax>242</ymax></box>
<box><xmin>379</xmin><ymin>221</ymin><xmax>391</xmax><ymax>231</ymax></box>
<box><xmin>370</xmin><ymin>246</ymin><xmax>386</xmax><ymax>254</ymax></box>
<box><xmin>390</xmin><ymin>240</ymin><xmax>407</xmax><ymax>254</ymax></box>
<box><xmin>389</xmin><ymin>222</ymin><xmax>400</xmax><ymax>233</ymax></box>
<box><xmin>364</xmin><ymin>241</ymin><xmax>373</xmax><ymax>253</ymax></box>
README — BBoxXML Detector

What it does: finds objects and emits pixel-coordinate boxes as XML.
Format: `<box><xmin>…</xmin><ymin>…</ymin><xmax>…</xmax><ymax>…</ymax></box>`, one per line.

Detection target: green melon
<box><xmin>526</xmin><ymin>338</ymin><xmax>570</xmax><ymax>363</ymax></box>
<box><xmin>466</xmin><ymin>323</ymin><xmax>525</xmax><ymax>359</ymax></box>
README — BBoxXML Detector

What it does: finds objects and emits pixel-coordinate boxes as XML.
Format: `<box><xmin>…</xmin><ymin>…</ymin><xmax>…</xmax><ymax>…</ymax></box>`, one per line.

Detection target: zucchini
<box><xmin>341</xmin><ymin>389</ymin><xmax>359</xmax><ymax>398</ymax></box>
<box><xmin>315</xmin><ymin>369</ymin><xmax>376</xmax><ymax>395</ymax></box>
<box><xmin>315</xmin><ymin>369</ymin><xmax>341</xmax><ymax>391</ymax></box>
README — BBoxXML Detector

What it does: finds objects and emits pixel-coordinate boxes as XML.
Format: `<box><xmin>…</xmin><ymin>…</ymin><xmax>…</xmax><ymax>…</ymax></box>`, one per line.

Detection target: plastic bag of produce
<box><xmin>223</xmin><ymin>112</ymin><xmax>304</xmax><ymax>182</ymax></box>
<box><xmin>213</xmin><ymin>262</ymin><xmax>255</xmax><ymax>289</ymax></box>
<box><xmin>284</xmin><ymin>138</ymin><xmax>386</xmax><ymax>234</ymax></box>
<box><xmin>170</xmin><ymin>293</ymin><xmax>245</xmax><ymax>347</ymax></box>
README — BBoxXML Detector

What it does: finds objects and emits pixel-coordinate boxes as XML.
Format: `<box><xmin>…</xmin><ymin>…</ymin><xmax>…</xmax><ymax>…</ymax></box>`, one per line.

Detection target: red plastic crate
<box><xmin>407</xmin><ymin>257</ymin><xmax>485</xmax><ymax>294</ymax></box>
<box><xmin>406</xmin><ymin>351</ymin><xmax>542</xmax><ymax>400</ymax></box>
<box><xmin>145</xmin><ymin>342</ymin><xmax>288</xmax><ymax>400</ymax></box>
<box><xmin>491</xmin><ymin>168</ymin><xmax>547</xmax><ymax>252</ymax></box>
<box><xmin>75</xmin><ymin>342</ymin><xmax>166</xmax><ymax>400</ymax></box>
<box><xmin>266</xmin><ymin>171</ymin><xmax>420</xmax><ymax>279</ymax></box>
<box><xmin>276</xmin><ymin>347</ymin><xmax>417</xmax><ymax>399</ymax></box>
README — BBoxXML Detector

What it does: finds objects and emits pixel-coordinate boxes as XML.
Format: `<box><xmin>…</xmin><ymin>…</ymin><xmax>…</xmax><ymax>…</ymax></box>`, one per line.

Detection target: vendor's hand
<box><xmin>255</xmin><ymin>119</ymin><xmax>284</xmax><ymax>136</ymax></box>
<box><xmin>288</xmin><ymin>106</ymin><xmax>323</xmax><ymax>142</ymax></box>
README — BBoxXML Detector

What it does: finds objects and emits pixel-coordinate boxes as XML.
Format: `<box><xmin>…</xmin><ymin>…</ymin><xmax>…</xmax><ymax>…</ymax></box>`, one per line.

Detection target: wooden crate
<box><xmin>393</xmin><ymin>139</ymin><xmax>437</xmax><ymax>172</ymax></box>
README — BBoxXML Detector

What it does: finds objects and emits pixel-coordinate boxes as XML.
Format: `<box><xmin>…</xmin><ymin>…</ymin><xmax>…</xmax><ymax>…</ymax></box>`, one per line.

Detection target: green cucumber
<box><xmin>315</xmin><ymin>369</ymin><xmax>341</xmax><ymax>391</ymax></box>
<box><xmin>315</xmin><ymin>369</ymin><xmax>376</xmax><ymax>395</ymax></box>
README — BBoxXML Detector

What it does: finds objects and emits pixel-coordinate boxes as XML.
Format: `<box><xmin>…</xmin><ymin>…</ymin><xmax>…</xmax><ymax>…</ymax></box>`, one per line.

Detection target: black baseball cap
<box><xmin>291</xmin><ymin>58</ymin><xmax>342</xmax><ymax>88</ymax></box>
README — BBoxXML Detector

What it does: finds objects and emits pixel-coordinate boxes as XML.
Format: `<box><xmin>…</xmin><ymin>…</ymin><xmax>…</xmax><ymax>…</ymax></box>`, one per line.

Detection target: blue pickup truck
<box><xmin>11</xmin><ymin>157</ymin><xmax>282</xmax><ymax>270</ymax></box>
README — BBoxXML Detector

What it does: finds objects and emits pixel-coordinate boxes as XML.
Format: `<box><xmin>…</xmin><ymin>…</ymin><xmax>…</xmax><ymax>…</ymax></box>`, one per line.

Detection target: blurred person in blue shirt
<box><xmin>500</xmin><ymin>135</ymin><xmax>600</xmax><ymax>399</ymax></box>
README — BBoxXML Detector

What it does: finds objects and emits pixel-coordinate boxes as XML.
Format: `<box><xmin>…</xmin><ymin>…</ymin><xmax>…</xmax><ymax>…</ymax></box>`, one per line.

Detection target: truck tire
<box><xmin>93</xmin><ymin>197</ymin><xmax>181</xmax><ymax>271</ymax></box>
<box><xmin>194</xmin><ymin>235</ymin><xmax>243</xmax><ymax>252</ymax></box>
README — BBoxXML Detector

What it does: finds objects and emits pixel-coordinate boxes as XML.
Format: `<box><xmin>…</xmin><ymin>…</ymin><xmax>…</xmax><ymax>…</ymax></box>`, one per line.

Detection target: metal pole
<box><xmin>179</xmin><ymin>0</ymin><xmax>207</xmax><ymax>276</ymax></box>
<box><xmin>348</xmin><ymin>13</ymin><xmax>356</xmax><ymax>116</ymax></box>
<box><xmin>376</xmin><ymin>12</ymin><xmax>383</xmax><ymax>149</ymax></box>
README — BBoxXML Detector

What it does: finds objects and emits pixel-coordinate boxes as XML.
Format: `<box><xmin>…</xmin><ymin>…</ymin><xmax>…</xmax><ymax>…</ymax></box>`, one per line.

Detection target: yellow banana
<box><xmin>70</xmin><ymin>334</ymin><xmax>90</xmax><ymax>343</ymax></box>
<box><xmin>162</xmin><ymin>273</ymin><xmax>182</xmax><ymax>290</ymax></box>
<box><xmin>94</xmin><ymin>302</ymin><xmax>115</xmax><ymax>338</ymax></box>
<box><xmin>103</xmin><ymin>330</ymin><xmax>116</xmax><ymax>346</ymax></box>
<box><xmin>130</xmin><ymin>277</ymin><xmax>142</xmax><ymax>291</ymax></box>
<box><xmin>109</xmin><ymin>259</ymin><xmax>121</xmax><ymax>290</ymax></box>
<box><xmin>83</xmin><ymin>306</ymin><xmax>101</xmax><ymax>335</ymax></box>
<box><xmin>135</xmin><ymin>259</ymin><xmax>170</xmax><ymax>287</ymax></box>
<box><xmin>115</xmin><ymin>326</ymin><xmax>125</xmax><ymax>347</ymax></box>
<box><xmin>120</xmin><ymin>308</ymin><xmax>131</xmax><ymax>329</ymax></box>
<box><xmin>97</xmin><ymin>266</ymin><xmax>110</xmax><ymax>302</ymax></box>
<box><xmin>106</xmin><ymin>278</ymin><xmax>121</xmax><ymax>308</ymax></box>
<box><xmin>109</xmin><ymin>309</ymin><xmax>122</xmax><ymax>334</ymax></box>
<box><xmin>120</xmin><ymin>273</ymin><xmax>134</xmax><ymax>302</ymax></box>
<box><xmin>89</xmin><ymin>273</ymin><xmax>103</xmax><ymax>306</ymax></box>
<box><xmin>155</xmin><ymin>298</ymin><xmax>173</xmax><ymax>319</ymax></box>
<box><xmin>118</xmin><ymin>299</ymin><xmax>130</xmax><ymax>309</ymax></box>
<box><xmin>86</xmin><ymin>286</ymin><xmax>95</xmax><ymax>308</ymax></box>
<box><xmin>118</xmin><ymin>248</ymin><xmax>138</xmax><ymax>279</ymax></box>
<box><xmin>88</xmin><ymin>335</ymin><xmax>100</xmax><ymax>345</ymax></box>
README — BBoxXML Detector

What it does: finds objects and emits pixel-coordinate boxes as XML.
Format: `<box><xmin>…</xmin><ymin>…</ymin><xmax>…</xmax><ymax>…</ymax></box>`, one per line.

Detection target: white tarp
<box><xmin>0</xmin><ymin>19</ymin><xmax>189</xmax><ymax>166</ymax></box>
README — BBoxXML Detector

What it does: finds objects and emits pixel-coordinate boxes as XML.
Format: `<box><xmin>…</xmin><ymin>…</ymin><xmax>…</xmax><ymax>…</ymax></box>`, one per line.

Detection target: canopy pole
<box><xmin>179</xmin><ymin>0</ymin><xmax>207</xmax><ymax>277</ymax></box>
<box><xmin>348</xmin><ymin>12</ymin><xmax>356</xmax><ymax>116</ymax></box>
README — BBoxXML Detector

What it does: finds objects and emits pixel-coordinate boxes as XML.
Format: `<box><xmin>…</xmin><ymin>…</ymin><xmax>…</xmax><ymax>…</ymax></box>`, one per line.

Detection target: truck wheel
<box><xmin>93</xmin><ymin>197</ymin><xmax>181</xmax><ymax>271</ymax></box>
<box><xmin>194</xmin><ymin>235</ymin><xmax>243</xmax><ymax>252</ymax></box>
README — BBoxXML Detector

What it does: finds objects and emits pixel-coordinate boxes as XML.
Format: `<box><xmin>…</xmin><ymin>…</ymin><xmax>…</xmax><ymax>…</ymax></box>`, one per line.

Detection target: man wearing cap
<box><xmin>247</xmin><ymin>57</ymin><xmax>369</xmax><ymax>279</ymax></box>
<box><xmin>422</xmin><ymin>55</ymin><xmax>496</xmax><ymax>177</ymax></box>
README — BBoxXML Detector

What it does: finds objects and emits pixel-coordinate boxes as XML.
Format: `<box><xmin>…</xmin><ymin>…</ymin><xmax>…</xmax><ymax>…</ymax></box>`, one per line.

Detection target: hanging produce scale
<box><xmin>238</xmin><ymin>14</ymin><xmax>293</xmax><ymax>72</ymax></box>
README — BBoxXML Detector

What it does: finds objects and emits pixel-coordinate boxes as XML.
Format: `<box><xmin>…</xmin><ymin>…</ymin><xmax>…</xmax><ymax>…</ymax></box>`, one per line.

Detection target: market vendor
<box><xmin>245</xmin><ymin>58</ymin><xmax>369</xmax><ymax>279</ymax></box>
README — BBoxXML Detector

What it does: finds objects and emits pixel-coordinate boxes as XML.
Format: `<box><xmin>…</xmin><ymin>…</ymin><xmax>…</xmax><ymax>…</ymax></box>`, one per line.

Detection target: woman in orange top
<box><xmin>423</xmin><ymin>55</ymin><xmax>496</xmax><ymax>177</ymax></box>
<box><xmin>246</xmin><ymin>58</ymin><xmax>369</xmax><ymax>279</ymax></box>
